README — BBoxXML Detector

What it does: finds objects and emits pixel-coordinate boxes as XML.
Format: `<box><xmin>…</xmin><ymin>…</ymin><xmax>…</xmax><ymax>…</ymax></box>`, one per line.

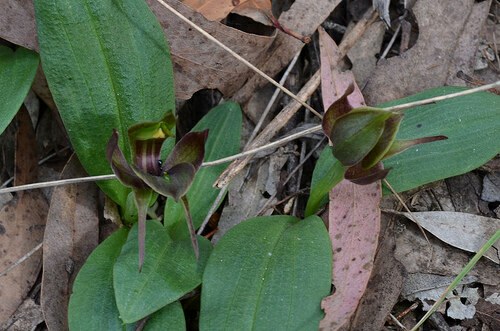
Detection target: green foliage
<box><xmin>113</xmin><ymin>221</ymin><xmax>212</xmax><ymax>323</ymax></box>
<box><xmin>382</xmin><ymin>87</ymin><xmax>500</xmax><ymax>192</ymax></box>
<box><xmin>68</xmin><ymin>228</ymin><xmax>129</xmax><ymax>331</ymax></box>
<box><xmin>200</xmin><ymin>215</ymin><xmax>332</xmax><ymax>330</ymax></box>
<box><xmin>0</xmin><ymin>46</ymin><xmax>39</xmax><ymax>135</ymax></box>
<box><xmin>307</xmin><ymin>87</ymin><xmax>500</xmax><ymax>214</ymax></box>
<box><xmin>35</xmin><ymin>0</ymin><xmax>175</xmax><ymax>207</ymax></box>
<box><xmin>164</xmin><ymin>101</ymin><xmax>242</xmax><ymax>238</ymax></box>
<box><xmin>305</xmin><ymin>146</ymin><xmax>344</xmax><ymax>216</ymax></box>
<box><xmin>143</xmin><ymin>302</ymin><xmax>186</xmax><ymax>331</ymax></box>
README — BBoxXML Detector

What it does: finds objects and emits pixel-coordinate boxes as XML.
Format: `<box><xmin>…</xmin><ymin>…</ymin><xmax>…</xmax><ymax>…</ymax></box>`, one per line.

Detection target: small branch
<box><xmin>0</xmin><ymin>243</ymin><xmax>42</xmax><ymax>277</ymax></box>
<box><xmin>154</xmin><ymin>0</ymin><xmax>322</xmax><ymax>119</ymax></box>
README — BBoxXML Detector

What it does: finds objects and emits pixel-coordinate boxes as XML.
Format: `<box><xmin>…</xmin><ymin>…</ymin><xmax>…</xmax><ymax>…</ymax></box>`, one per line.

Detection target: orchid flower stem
<box><xmin>181</xmin><ymin>195</ymin><xmax>199</xmax><ymax>260</ymax></box>
<box><xmin>134</xmin><ymin>190</ymin><xmax>152</xmax><ymax>272</ymax></box>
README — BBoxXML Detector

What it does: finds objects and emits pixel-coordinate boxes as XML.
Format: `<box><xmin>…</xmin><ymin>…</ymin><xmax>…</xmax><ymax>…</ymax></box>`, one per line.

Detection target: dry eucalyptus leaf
<box><xmin>233</xmin><ymin>0</ymin><xmax>342</xmax><ymax>104</ymax></box>
<box><xmin>41</xmin><ymin>155</ymin><xmax>99</xmax><ymax>331</ymax></box>
<box><xmin>394</xmin><ymin>224</ymin><xmax>499</xmax><ymax>286</ymax></box>
<box><xmin>182</xmin><ymin>0</ymin><xmax>243</xmax><ymax>21</ymax></box>
<box><xmin>320</xmin><ymin>180</ymin><xmax>381</xmax><ymax>330</ymax></box>
<box><xmin>0</xmin><ymin>108</ymin><xmax>48</xmax><ymax>324</ymax></box>
<box><xmin>148</xmin><ymin>0</ymin><xmax>276</xmax><ymax>100</ymax></box>
<box><xmin>398</xmin><ymin>211</ymin><xmax>500</xmax><ymax>264</ymax></box>
<box><xmin>372</xmin><ymin>0</ymin><xmax>391</xmax><ymax>26</ymax></box>
<box><xmin>0</xmin><ymin>0</ymin><xmax>37</xmax><ymax>51</ymax></box>
<box><xmin>364</xmin><ymin>0</ymin><xmax>480</xmax><ymax>105</ymax></box>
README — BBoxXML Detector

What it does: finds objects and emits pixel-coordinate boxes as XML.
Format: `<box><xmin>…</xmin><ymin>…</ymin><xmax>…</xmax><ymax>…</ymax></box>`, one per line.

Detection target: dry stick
<box><xmin>154</xmin><ymin>0</ymin><xmax>322</xmax><ymax>119</ymax></box>
<box><xmin>0</xmin><ymin>242</ymin><xmax>42</xmax><ymax>277</ymax></box>
<box><xmin>214</xmin><ymin>9</ymin><xmax>379</xmax><ymax>189</ymax></box>
<box><xmin>1</xmin><ymin>79</ymin><xmax>499</xmax><ymax>196</ymax></box>
<box><xmin>247</xmin><ymin>50</ymin><xmax>302</xmax><ymax>145</ymax></box>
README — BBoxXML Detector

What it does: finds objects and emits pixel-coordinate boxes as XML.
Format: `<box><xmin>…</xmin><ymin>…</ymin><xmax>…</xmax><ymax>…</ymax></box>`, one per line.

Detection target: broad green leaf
<box><xmin>0</xmin><ymin>46</ymin><xmax>39</xmax><ymax>135</ymax></box>
<box><xmin>113</xmin><ymin>221</ymin><xmax>212</xmax><ymax>323</ymax></box>
<box><xmin>200</xmin><ymin>215</ymin><xmax>332</xmax><ymax>330</ymax></box>
<box><xmin>164</xmin><ymin>102</ymin><xmax>242</xmax><ymax>238</ymax></box>
<box><xmin>68</xmin><ymin>228</ymin><xmax>129</xmax><ymax>331</ymax></box>
<box><xmin>144</xmin><ymin>301</ymin><xmax>186</xmax><ymax>331</ymax></box>
<box><xmin>35</xmin><ymin>0</ymin><xmax>175</xmax><ymax>207</ymax></box>
<box><xmin>382</xmin><ymin>87</ymin><xmax>500</xmax><ymax>192</ymax></box>
<box><xmin>305</xmin><ymin>146</ymin><xmax>344</xmax><ymax>216</ymax></box>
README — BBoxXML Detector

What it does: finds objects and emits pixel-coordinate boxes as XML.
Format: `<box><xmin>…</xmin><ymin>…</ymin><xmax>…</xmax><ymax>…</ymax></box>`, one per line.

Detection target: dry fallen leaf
<box><xmin>397</xmin><ymin>211</ymin><xmax>500</xmax><ymax>264</ymax></box>
<box><xmin>364</xmin><ymin>0</ymin><xmax>489</xmax><ymax>105</ymax></box>
<box><xmin>148</xmin><ymin>0</ymin><xmax>276</xmax><ymax>100</ymax></box>
<box><xmin>0</xmin><ymin>0</ymin><xmax>37</xmax><ymax>51</ymax></box>
<box><xmin>41</xmin><ymin>154</ymin><xmax>99</xmax><ymax>331</ymax></box>
<box><xmin>182</xmin><ymin>0</ymin><xmax>242</xmax><ymax>21</ymax></box>
<box><xmin>0</xmin><ymin>107</ymin><xmax>48</xmax><ymax>324</ymax></box>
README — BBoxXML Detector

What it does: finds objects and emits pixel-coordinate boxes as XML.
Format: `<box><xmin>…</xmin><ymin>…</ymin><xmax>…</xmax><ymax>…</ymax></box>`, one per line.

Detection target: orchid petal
<box><xmin>132</xmin><ymin>163</ymin><xmax>196</xmax><ymax>202</ymax></box>
<box><xmin>162</xmin><ymin>130</ymin><xmax>208</xmax><ymax>173</ymax></box>
<box><xmin>384</xmin><ymin>135</ymin><xmax>448</xmax><ymax>160</ymax></box>
<box><xmin>106</xmin><ymin>130</ymin><xmax>146</xmax><ymax>189</ymax></box>
<box><xmin>345</xmin><ymin>162</ymin><xmax>391</xmax><ymax>185</ymax></box>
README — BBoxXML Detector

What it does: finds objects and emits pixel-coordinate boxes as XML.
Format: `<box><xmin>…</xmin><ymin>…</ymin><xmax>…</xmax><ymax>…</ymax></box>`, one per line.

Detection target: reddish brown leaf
<box><xmin>318</xmin><ymin>30</ymin><xmax>382</xmax><ymax>330</ymax></box>
<box><xmin>41</xmin><ymin>155</ymin><xmax>99</xmax><ymax>330</ymax></box>
<box><xmin>0</xmin><ymin>108</ymin><xmax>48</xmax><ymax>324</ymax></box>
<box><xmin>320</xmin><ymin>180</ymin><xmax>381</xmax><ymax>330</ymax></box>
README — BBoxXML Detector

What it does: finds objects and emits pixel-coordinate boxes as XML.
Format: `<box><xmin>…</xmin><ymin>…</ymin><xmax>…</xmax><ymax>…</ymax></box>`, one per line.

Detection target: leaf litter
<box><xmin>0</xmin><ymin>0</ymin><xmax>499</xmax><ymax>330</ymax></box>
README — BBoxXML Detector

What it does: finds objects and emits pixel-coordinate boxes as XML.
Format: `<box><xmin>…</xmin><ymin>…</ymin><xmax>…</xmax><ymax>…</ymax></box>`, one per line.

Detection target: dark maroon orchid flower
<box><xmin>107</xmin><ymin>117</ymin><xmax>208</xmax><ymax>270</ymax></box>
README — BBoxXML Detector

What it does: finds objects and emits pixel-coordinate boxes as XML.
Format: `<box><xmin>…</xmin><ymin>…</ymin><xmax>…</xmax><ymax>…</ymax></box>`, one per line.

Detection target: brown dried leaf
<box><xmin>182</xmin><ymin>0</ymin><xmax>243</xmax><ymax>21</ymax></box>
<box><xmin>364</xmin><ymin>0</ymin><xmax>484</xmax><ymax>105</ymax></box>
<box><xmin>232</xmin><ymin>0</ymin><xmax>272</xmax><ymax>26</ymax></box>
<box><xmin>0</xmin><ymin>108</ymin><xmax>48</xmax><ymax>324</ymax></box>
<box><xmin>148</xmin><ymin>0</ymin><xmax>276</xmax><ymax>100</ymax></box>
<box><xmin>41</xmin><ymin>155</ymin><xmax>99</xmax><ymax>331</ymax></box>
<box><xmin>0</xmin><ymin>0</ymin><xmax>37</xmax><ymax>51</ymax></box>
<box><xmin>233</xmin><ymin>0</ymin><xmax>343</xmax><ymax>104</ymax></box>
<box><xmin>320</xmin><ymin>180</ymin><xmax>381</xmax><ymax>330</ymax></box>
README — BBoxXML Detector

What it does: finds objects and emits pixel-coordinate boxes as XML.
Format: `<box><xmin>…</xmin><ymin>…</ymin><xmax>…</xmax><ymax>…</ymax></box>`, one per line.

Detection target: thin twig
<box><xmin>0</xmin><ymin>243</ymin><xmax>42</xmax><ymax>277</ymax></box>
<box><xmin>247</xmin><ymin>51</ymin><xmax>302</xmax><ymax>145</ymax></box>
<box><xmin>154</xmin><ymin>0</ymin><xmax>322</xmax><ymax>119</ymax></box>
<box><xmin>385</xmin><ymin>80</ymin><xmax>500</xmax><ymax>112</ymax></box>
<box><xmin>380</xmin><ymin>24</ymin><xmax>401</xmax><ymax>60</ymax></box>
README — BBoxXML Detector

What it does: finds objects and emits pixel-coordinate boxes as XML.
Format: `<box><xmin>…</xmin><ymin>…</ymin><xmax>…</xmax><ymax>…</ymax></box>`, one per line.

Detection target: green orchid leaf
<box><xmin>113</xmin><ymin>221</ymin><xmax>212</xmax><ymax>323</ymax></box>
<box><xmin>200</xmin><ymin>215</ymin><xmax>332</xmax><ymax>330</ymax></box>
<box><xmin>35</xmin><ymin>0</ymin><xmax>175</xmax><ymax>207</ymax></box>
<box><xmin>0</xmin><ymin>46</ymin><xmax>39</xmax><ymax>135</ymax></box>
<box><xmin>164</xmin><ymin>102</ymin><xmax>242</xmax><ymax>239</ymax></box>
<box><xmin>304</xmin><ymin>146</ymin><xmax>344</xmax><ymax>217</ymax></box>
<box><xmin>345</xmin><ymin>162</ymin><xmax>391</xmax><ymax>185</ymax></box>
<box><xmin>382</xmin><ymin>86</ymin><xmax>500</xmax><ymax>192</ymax></box>
<box><xmin>361</xmin><ymin>113</ymin><xmax>403</xmax><ymax>169</ymax></box>
<box><xmin>143</xmin><ymin>301</ymin><xmax>186</xmax><ymax>331</ymax></box>
<box><xmin>68</xmin><ymin>228</ymin><xmax>129</xmax><ymax>331</ymax></box>
<box><xmin>329</xmin><ymin>108</ymin><xmax>393</xmax><ymax>166</ymax></box>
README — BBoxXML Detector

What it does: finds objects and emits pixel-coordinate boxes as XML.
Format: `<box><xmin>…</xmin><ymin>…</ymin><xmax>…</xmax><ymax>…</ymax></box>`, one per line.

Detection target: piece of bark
<box><xmin>41</xmin><ymin>154</ymin><xmax>99</xmax><ymax>331</ymax></box>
